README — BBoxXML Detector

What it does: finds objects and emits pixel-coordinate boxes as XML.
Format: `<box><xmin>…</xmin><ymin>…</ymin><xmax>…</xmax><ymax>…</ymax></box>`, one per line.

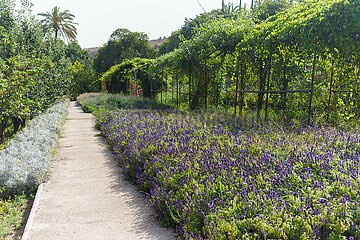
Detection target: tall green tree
<box><xmin>65</xmin><ymin>42</ymin><xmax>100</xmax><ymax>99</ymax></box>
<box><xmin>93</xmin><ymin>28</ymin><xmax>156</xmax><ymax>74</ymax></box>
<box><xmin>0</xmin><ymin>0</ymin><xmax>15</xmax><ymax>30</ymax></box>
<box><xmin>0</xmin><ymin>1</ymin><xmax>72</xmax><ymax>142</ymax></box>
<box><xmin>38</xmin><ymin>6</ymin><xmax>77</xmax><ymax>41</ymax></box>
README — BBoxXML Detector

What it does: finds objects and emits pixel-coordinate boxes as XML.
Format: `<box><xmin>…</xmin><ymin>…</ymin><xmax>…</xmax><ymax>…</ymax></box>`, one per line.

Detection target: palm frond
<box><xmin>37</xmin><ymin>6</ymin><xmax>78</xmax><ymax>42</ymax></box>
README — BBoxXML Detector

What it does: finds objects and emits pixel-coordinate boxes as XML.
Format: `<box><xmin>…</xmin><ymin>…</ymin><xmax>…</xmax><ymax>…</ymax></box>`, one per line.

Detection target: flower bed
<box><xmin>98</xmin><ymin>109</ymin><xmax>360</xmax><ymax>239</ymax></box>
<box><xmin>0</xmin><ymin>100</ymin><xmax>69</xmax><ymax>197</ymax></box>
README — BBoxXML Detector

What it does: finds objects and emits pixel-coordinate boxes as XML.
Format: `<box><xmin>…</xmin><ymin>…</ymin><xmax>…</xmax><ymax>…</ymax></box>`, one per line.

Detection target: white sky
<box><xmin>20</xmin><ymin>0</ymin><xmax>251</xmax><ymax>48</ymax></box>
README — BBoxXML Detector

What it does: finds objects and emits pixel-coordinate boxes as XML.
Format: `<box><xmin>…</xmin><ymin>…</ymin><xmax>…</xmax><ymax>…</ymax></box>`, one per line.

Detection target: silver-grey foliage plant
<box><xmin>0</xmin><ymin>100</ymin><xmax>69</xmax><ymax>197</ymax></box>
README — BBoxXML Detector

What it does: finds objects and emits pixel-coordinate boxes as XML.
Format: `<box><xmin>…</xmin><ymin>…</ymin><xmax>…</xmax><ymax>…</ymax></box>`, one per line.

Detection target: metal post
<box><xmin>264</xmin><ymin>58</ymin><xmax>272</xmax><ymax>121</ymax></box>
<box><xmin>161</xmin><ymin>67</ymin><xmax>163</xmax><ymax>104</ymax></box>
<box><xmin>327</xmin><ymin>60</ymin><xmax>335</xmax><ymax>121</ymax></box>
<box><xmin>234</xmin><ymin>55</ymin><xmax>241</xmax><ymax>116</ymax></box>
<box><xmin>189</xmin><ymin>63</ymin><xmax>192</xmax><ymax>108</ymax></box>
<box><xmin>176</xmin><ymin>70</ymin><xmax>179</xmax><ymax>108</ymax></box>
<box><xmin>135</xmin><ymin>71</ymin><xmax>138</xmax><ymax>96</ymax></box>
<box><xmin>150</xmin><ymin>70</ymin><xmax>153</xmax><ymax>99</ymax></box>
<box><xmin>239</xmin><ymin>63</ymin><xmax>246</xmax><ymax>117</ymax></box>
<box><xmin>124</xmin><ymin>75</ymin><xmax>128</xmax><ymax>95</ymax></box>
<box><xmin>130</xmin><ymin>73</ymin><xmax>132</xmax><ymax>96</ymax></box>
<box><xmin>307</xmin><ymin>51</ymin><xmax>317</xmax><ymax>125</ymax></box>
<box><xmin>204</xmin><ymin>58</ymin><xmax>208</xmax><ymax>109</ymax></box>
<box><xmin>356</xmin><ymin>70</ymin><xmax>360</xmax><ymax>117</ymax></box>
<box><xmin>171</xmin><ymin>70</ymin><xmax>174</xmax><ymax>106</ymax></box>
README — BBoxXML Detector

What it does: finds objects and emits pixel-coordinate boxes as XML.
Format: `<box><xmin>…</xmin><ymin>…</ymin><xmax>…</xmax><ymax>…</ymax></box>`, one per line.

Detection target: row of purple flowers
<box><xmin>98</xmin><ymin>109</ymin><xmax>360</xmax><ymax>239</ymax></box>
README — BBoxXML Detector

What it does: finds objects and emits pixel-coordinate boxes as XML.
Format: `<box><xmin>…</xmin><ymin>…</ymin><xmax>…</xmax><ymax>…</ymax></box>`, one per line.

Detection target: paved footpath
<box><xmin>25</xmin><ymin>101</ymin><xmax>176</xmax><ymax>240</ymax></box>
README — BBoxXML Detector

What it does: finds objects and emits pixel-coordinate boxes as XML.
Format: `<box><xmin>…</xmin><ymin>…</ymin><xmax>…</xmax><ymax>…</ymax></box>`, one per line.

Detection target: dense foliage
<box><xmin>93</xmin><ymin>28</ymin><xmax>157</xmax><ymax>74</ymax></box>
<box><xmin>158</xmin><ymin>0</ymin><xmax>292</xmax><ymax>55</ymax></box>
<box><xmin>77</xmin><ymin>93</ymin><xmax>171</xmax><ymax>114</ymax></box>
<box><xmin>0</xmin><ymin>194</ymin><xmax>28</xmax><ymax>238</ymax></box>
<box><xmin>0</xmin><ymin>0</ymin><xmax>73</xmax><ymax>142</ymax></box>
<box><xmin>66</xmin><ymin>42</ymin><xmax>100</xmax><ymax>99</ymax></box>
<box><xmin>99</xmin><ymin>58</ymin><xmax>163</xmax><ymax>97</ymax></box>
<box><xmin>148</xmin><ymin>0</ymin><xmax>360</xmax><ymax>125</ymax></box>
<box><xmin>98</xmin><ymin>108</ymin><xmax>360</xmax><ymax>239</ymax></box>
<box><xmin>0</xmin><ymin>100</ymin><xmax>68</xmax><ymax>197</ymax></box>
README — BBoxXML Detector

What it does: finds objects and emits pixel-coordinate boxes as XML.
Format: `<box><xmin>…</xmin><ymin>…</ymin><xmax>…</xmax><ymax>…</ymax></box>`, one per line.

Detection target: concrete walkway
<box><xmin>25</xmin><ymin>102</ymin><xmax>176</xmax><ymax>240</ymax></box>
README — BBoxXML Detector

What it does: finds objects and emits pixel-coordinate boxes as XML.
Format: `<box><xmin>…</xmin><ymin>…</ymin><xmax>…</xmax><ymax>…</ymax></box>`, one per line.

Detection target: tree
<box><xmin>158</xmin><ymin>5</ymin><xmax>245</xmax><ymax>55</ymax></box>
<box><xmin>0</xmin><ymin>0</ymin><xmax>15</xmax><ymax>30</ymax></box>
<box><xmin>93</xmin><ymin>28</ymin><xmax>156</xmax><ymax>74</ymax></box>
<box><xmin>65</xmin><ymin>42</ymin><xmax>100</xmax><ymax>99</ymax></box>
<box><xmin>65</xmin><ymin>41</ymin><xmax>91</xmax><ymax>63</ymax></box>
<box><xmin>0</xmin><ymin>1</ymin><xmax>72</xmax><ymax>142</ymax></box>
<box><xmin>38</xmin><ymin>6</ymin><xmax>77</xmax><ymax>41</ymax></box>
<box><xmin>158</xmin><ymin>30</ymin><xmax>181</xmax><ymax>55</ymax></box>
<box><xmin>252</xmin><ymin>0</ymin><xmax>294</xmax><ymax>21</ymax></box>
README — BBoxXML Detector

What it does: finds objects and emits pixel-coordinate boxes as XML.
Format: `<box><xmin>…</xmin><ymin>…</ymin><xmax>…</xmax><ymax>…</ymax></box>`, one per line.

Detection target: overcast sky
<box><xmin>20</xmin><ymin>0</ymin><xmax>251</xmax><ymax>48</ymax></box>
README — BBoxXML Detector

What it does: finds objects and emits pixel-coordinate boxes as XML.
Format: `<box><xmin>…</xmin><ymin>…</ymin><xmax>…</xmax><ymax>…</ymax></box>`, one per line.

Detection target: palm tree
<box><xmin>38</xmin><ymin>6</ymin><xmax>78</xmax><ymax>41</ymax></box>
<box><xmin>221</xmin><ymin>0</ymin><xmax>240</xmax><ymax>16</ymax></box>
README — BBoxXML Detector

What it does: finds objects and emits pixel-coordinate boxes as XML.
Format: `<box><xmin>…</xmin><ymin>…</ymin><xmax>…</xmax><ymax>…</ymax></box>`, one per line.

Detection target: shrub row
<box><xmin>98</xmin><ymin>109</ymin><xmax>360</xmax><ymax>239</ymax></box>
<box><xmin>77</xmin><ymin>93</ymin><xmax>171</xmax><ymax>114</ymax></box>
<box><xmin>0</xmin><ymin>100</ymin><xmax>69</xmax><ymax>197</ymax></box>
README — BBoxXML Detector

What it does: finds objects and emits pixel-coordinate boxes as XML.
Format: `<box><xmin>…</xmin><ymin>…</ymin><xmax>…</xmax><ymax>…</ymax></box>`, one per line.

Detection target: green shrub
<box><xmin>0</xmin><ymin>194</ymin><xmax>28</xmax><ymax>239</ymax></box>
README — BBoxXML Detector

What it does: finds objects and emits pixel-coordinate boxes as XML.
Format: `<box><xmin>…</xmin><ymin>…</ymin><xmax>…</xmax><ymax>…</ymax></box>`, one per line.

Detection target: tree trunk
<box><xmin>0</xmin><ymin>120</ymin><xmax>7</xmax><ymax>143</ymax></box>
<box><xmin>21</xmin><ymin>118</ymin><xmax>26</xmax><ymax>128</ymax></box>
<box><xmin>191</xmin><ymin>62</ymin><xmax>208</xmax><ymax>110</ymax></box>
<box><xmin>191</xmin><ymin>79</ymin><xmax>203</xmax><ymax>110</ymax></box>
<box><xmin>13</xmin><ymin>117</ymin><xmax>21</xmax><ymax>134</ymax></box>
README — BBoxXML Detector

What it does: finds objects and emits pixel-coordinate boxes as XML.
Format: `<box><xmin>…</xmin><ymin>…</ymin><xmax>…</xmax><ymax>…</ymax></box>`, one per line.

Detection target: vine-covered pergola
<box><xmin>106</xmin><ymin>0</ymin><xmax>359</xmax><ymax>125</ymax></box>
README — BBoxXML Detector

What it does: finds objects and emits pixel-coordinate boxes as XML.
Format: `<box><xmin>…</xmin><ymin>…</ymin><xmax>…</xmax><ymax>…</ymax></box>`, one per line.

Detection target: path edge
<box><xmin>21</xmin><ymin>183</ymin><xmax>44</xmax><ymax>240</ymax></box>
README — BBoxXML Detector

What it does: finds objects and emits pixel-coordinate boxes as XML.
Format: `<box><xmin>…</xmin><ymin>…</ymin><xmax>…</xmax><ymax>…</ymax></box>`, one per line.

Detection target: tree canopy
<box><xmin>93</xmin><ymin>28</ymin><xmax>156</xmax><ymax>74</ymax></box>
<box><xmin>0</xmin><ymin>1</ymin><xmax>85</xmax><ymax>142</ymax></box>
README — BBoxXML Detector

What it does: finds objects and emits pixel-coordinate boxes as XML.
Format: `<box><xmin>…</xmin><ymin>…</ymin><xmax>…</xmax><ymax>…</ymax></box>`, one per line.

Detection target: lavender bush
<box><xmin>0</xmin><ymin>100</ymin><xmax>69</xmax><ymax>197</ymax></box>
<box><xmin>98</xmin><ymin>109</ymin><xmax>360</xmax><ymax>239</ymax></box>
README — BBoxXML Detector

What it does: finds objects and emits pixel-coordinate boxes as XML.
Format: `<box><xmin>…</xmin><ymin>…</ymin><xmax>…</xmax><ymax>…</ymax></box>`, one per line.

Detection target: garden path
<box><xmin>24</xmin><ymin>101</ymin><xmax>176</xmax><ymax>240</ymax></box>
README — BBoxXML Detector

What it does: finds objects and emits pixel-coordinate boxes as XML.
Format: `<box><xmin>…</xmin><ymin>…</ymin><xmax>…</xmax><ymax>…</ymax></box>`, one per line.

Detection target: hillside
<box><xmin>148</xmin><ymin>38</ymin><xmax>167</xmax><ymax>50</ymax></box>
<box><xmin>84</xmin><ymin>38</ymin><xmax>167</xmax><ymax>58</ymax></box>
<box><xmin>84</xmin><ymin>47</ymin><xmax>99</xmax><ymax>59</ymax></box>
